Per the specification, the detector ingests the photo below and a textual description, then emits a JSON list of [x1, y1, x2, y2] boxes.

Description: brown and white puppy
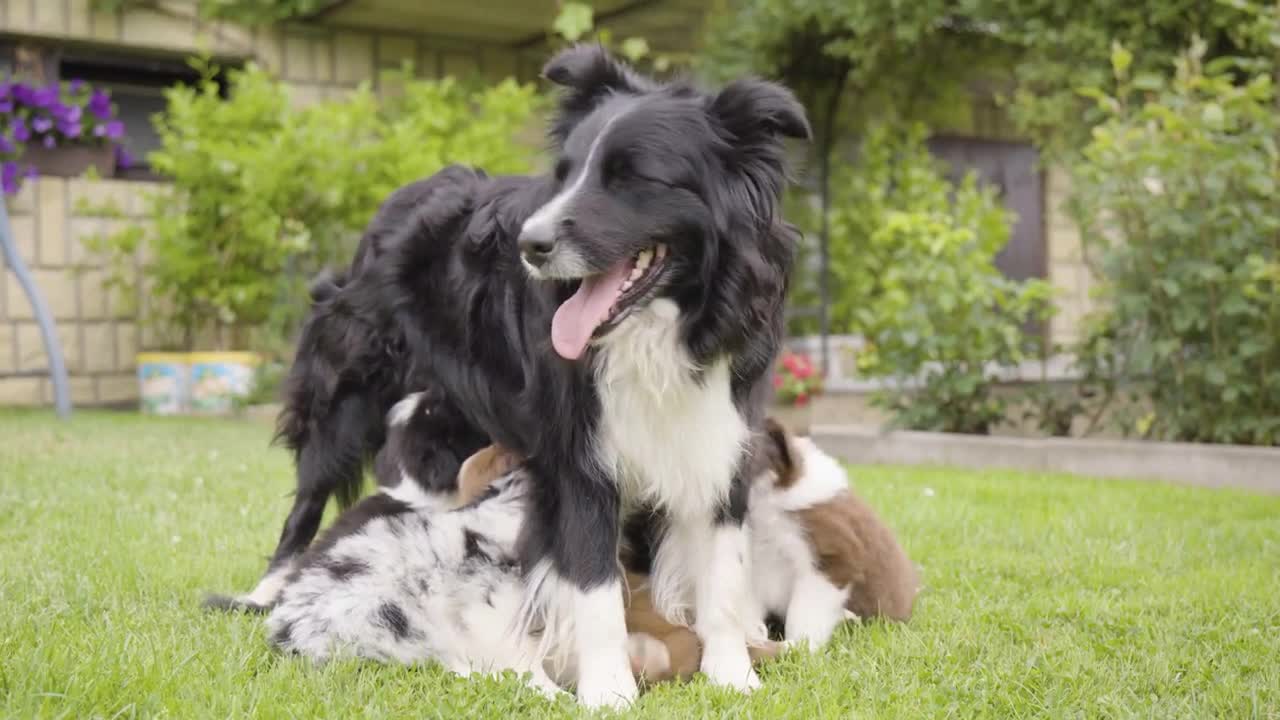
[[456, 446, 782, 685], [748, 419, 920, 648]]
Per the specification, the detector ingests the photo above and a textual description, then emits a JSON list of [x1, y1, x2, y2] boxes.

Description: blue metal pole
[[0, 197, 71, 418]]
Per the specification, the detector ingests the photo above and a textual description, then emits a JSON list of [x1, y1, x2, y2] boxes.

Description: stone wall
[[1044, 166, 1094, 346], [1, 0, 532, 407], [0, 0, 536, 92], [1, 177, 150, 406], [0, 1, 1097, 408]]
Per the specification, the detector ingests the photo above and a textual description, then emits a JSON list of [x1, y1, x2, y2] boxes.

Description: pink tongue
[[551, 262, 632, 360]]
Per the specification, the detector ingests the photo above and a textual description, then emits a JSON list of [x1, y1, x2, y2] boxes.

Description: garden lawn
[[1, 410, 1278, 719]]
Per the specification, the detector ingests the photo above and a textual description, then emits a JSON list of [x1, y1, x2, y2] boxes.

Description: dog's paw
[[575, 659, 638, 709], [700, 641, 761, 692]]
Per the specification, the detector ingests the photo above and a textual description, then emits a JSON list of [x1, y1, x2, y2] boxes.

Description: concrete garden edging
[[810, 425, 1280, 494]]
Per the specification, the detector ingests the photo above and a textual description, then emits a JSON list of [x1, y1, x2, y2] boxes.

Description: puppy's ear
[[709, 77, 811, 143], [543, 44, 652, 142], [762, 417, 801, 486], [457, 445, 523, 505]]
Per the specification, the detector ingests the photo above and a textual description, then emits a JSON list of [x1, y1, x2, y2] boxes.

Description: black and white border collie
[[215, 45, 809, 707]]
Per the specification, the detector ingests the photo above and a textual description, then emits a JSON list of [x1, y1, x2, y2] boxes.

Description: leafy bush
[[90, 62, 541, 352], [831, 127, 1051, 434], [1067, 41, 1280, 445]]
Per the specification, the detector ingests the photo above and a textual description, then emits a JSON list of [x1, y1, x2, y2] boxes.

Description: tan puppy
[[749, 419, 919, 646]]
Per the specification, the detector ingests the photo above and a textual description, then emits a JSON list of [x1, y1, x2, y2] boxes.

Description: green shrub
[[823, 126, 1051, 434], [90, 62, 542, 353], [1067, 40, 1280, 445]]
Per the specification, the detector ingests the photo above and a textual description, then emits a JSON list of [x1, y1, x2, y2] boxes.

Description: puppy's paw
[[626, 632, 672, 681], [700, 641, 761, 692], [576, 656, 638, 709]]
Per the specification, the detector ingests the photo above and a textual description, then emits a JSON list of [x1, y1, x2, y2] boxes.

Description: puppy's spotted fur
[[265, 418, 561, 695]]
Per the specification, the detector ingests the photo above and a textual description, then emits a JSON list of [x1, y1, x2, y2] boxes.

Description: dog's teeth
[[621, 280, 633, 291], [636, 249, 653, 270], [629, 266, 644, 281]]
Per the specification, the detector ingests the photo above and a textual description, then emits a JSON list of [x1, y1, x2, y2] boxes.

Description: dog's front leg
[[524, 465, 636, 708], [673, 474, 763, 691]]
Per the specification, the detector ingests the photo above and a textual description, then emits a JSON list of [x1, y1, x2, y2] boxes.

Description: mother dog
[[226, 46, 808, 706]]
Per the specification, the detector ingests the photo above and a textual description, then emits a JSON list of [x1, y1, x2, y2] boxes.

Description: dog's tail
[[200, 593, 272, 614]]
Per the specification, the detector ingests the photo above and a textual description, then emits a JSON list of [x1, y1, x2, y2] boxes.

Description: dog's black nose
[[518, 233, 555, 267]]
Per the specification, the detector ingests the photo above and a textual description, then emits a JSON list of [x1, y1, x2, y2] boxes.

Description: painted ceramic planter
[[135, 351, 261, 415], [136, 352, 188, 415], [187, 352, 261, 415]]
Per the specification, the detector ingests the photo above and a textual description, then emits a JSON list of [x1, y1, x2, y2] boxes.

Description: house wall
[[0, 1, 1097, 409], [0, 0, 531, 407], [1044, 166, 1094, 346]]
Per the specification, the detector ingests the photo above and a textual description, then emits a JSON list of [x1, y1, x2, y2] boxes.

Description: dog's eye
[[603, 153, 631, 185], [554, 158, 572, 184]]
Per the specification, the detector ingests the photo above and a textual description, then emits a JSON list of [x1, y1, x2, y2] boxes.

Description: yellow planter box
[[136, 352, 262, 415]]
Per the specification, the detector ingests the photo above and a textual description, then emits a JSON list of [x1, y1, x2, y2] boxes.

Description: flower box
[[19, 143, 115, 178]]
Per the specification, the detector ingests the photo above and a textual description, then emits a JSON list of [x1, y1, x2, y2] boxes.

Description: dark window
[[928, 135, 1046, 338], [927, 136, 1046, 282]]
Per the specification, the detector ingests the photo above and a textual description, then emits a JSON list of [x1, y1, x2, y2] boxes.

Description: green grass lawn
[[1, 410, 1277, 719]]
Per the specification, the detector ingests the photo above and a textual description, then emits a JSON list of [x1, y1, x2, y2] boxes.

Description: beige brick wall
[[1044, 166, 1094, 346], [0, 0, 531, 409], [3, 178, 159, 407], [0, 0, 532, 89]]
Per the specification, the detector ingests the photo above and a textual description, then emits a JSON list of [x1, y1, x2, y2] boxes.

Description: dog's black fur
[[219, 47, 808, 664]]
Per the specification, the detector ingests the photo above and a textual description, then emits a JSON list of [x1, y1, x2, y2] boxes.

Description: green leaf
[[1110, 42, 1133, 77], [1202, 103, 1225, 126], [552, 2, 594, 42], [620, 37, 650, 62]]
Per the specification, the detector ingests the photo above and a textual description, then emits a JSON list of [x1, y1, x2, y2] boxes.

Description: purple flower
[[0, 99, 11, 113], [31, 87, 58, 108], [42, 135, 56, 149], [11, 83, 34, 106], [0, 135, 10, 154], [115, 145, 133, 169], [59, 121, 82, 138], [104, 120, 124, 139], [0, 82, 10, 100], [31, 116, 52, 134], [68, 79, 85, 93], [10, 119, 29, 143], [88, 90, 112, 119], [93, 123, 107, 138], [1, 161, 18, 194], [51, 102, 81, 123]]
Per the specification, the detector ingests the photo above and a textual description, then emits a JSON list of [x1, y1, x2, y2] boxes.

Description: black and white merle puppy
[[265, 395, 562, 694], [216, 46, 809, 707]]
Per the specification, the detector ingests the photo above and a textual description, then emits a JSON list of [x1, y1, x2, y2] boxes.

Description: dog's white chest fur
[[594, 299, 747, 519]]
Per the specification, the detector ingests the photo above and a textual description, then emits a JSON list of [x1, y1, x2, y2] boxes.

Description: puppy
[[749, 419, 920, 648], [265, 446, 562, 695], [265, 439, 770, 696], [455, 447, 782, 685]]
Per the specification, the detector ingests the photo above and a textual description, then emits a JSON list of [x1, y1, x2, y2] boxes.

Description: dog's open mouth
[[551, 244, 668, 360]]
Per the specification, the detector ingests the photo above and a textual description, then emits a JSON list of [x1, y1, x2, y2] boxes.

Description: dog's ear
[[709, 78, 811, 143], [761, 417, 803, 487], [544, 44, 652, 143]]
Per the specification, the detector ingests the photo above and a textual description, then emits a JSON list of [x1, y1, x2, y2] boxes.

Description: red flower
[[780, 354, 800, 374], [795, 354, 813, 374], [794, 392, 809, 406], [772, 374, 784, 389]]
